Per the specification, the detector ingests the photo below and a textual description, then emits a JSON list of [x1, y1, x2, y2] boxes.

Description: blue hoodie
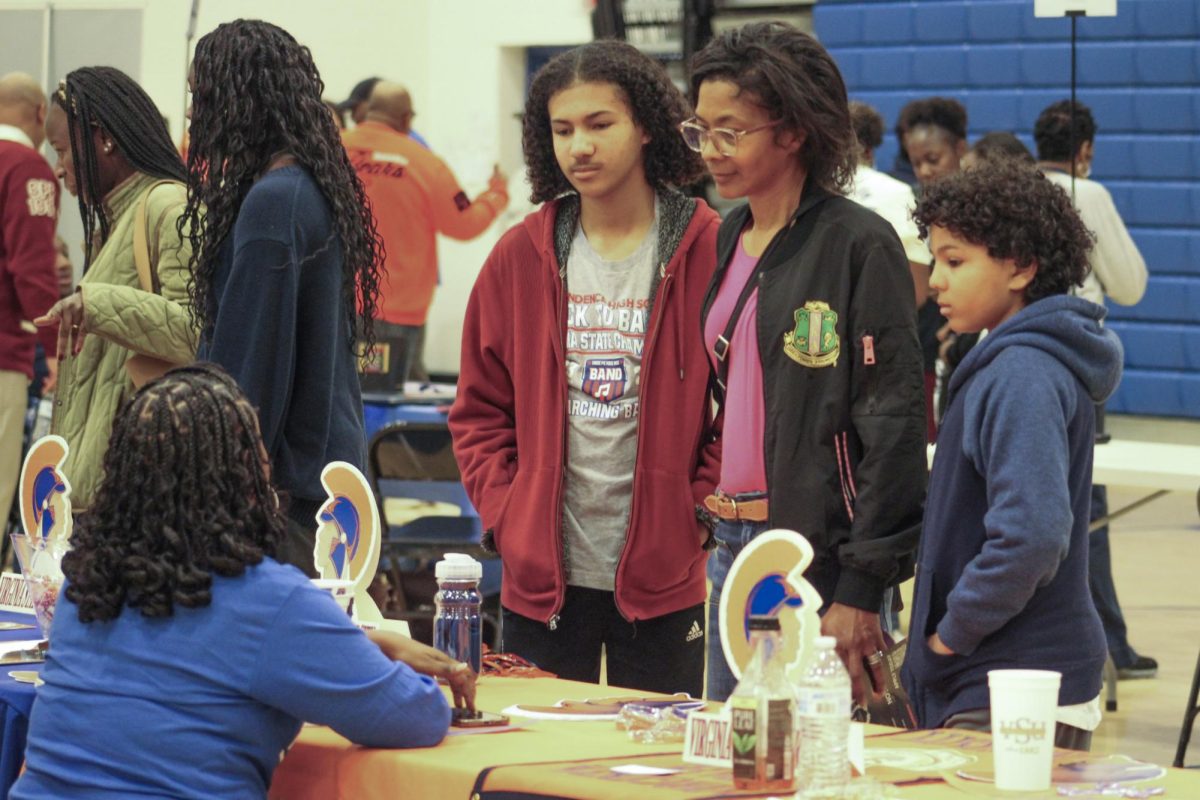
[[902, 295, 1123, 728]]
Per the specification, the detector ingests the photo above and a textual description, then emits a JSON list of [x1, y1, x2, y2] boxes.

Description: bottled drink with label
[[796, 634, 851, 797], [728, 615, 795, 792]]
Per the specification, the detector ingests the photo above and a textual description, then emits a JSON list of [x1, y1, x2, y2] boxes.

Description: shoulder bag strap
[[133, 180, 179, 295]]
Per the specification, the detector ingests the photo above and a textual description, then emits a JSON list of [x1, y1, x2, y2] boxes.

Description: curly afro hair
[[1034, 100, 1097, 162], [849, 100, 885, 153], [896, 96, 968, 142], [523, 40, 702, 204], [63, 363, 286, 623], [689, 21, 856, 194], [914, 160, 1093, 303]]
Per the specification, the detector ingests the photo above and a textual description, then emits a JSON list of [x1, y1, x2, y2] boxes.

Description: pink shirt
[[704, 233, 767, 495]]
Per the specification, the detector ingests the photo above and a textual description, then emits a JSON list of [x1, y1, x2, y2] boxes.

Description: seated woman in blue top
[[12, 364, 473, 800]]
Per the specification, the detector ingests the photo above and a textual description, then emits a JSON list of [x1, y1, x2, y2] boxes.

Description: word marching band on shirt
[[566, 291, 649, 420]]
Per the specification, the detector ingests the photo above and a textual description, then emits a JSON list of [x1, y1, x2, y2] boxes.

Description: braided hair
[[52, 66, 186, 272], [64, 363, 286, 623], [180, 19, 382, 348]]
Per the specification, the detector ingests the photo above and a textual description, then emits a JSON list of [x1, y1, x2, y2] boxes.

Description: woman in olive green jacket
[[36, 67, 196, 508]]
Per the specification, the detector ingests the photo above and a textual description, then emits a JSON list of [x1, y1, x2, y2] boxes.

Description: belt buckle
[[728, 496, 739, 519]]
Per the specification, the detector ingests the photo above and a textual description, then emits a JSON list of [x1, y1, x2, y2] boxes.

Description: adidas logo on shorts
[[685, 620, 703, 643]]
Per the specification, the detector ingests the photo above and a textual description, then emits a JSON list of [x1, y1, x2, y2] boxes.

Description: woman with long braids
[[34, 66, 196, 508], [181, 20, 383, 572], [11, 364, 468, 800]]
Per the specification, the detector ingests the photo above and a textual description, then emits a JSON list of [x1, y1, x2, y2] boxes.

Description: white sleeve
[[1080, 183, 1148, 306]]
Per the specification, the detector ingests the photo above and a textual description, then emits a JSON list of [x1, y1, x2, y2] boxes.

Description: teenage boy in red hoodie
[[449, 41, 720, 697]]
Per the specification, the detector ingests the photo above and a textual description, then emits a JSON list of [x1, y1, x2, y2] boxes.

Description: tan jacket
[[51, 173, 197, 507]]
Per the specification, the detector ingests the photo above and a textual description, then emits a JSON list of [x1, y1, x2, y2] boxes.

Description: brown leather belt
[[704, 493, 769, 522]]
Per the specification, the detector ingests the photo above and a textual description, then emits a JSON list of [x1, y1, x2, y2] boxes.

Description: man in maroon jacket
[[449, 43, 720, 697], [0, 72, 59, 528]]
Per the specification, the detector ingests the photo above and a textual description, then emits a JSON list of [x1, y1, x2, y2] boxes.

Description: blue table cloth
[[0, 609, 42, 797], [362, 397, 450, 441]]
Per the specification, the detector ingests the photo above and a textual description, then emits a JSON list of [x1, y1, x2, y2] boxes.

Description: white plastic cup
[[987, 669, 1062, 792], [311, 578, 356, 616]]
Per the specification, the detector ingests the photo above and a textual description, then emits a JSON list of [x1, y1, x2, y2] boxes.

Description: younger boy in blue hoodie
[[901, 160, 1123, 751]]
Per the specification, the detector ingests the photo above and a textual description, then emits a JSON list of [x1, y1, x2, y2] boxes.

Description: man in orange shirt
[[343, 82, 508, 390]]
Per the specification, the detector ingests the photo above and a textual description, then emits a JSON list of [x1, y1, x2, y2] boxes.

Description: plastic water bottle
[[433, 553, 482, 674], [796, 635, 851, 797], [728, 616, 795, 792]]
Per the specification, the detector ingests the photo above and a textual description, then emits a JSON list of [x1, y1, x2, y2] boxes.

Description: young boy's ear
[[1009, 260, 1038, 293]]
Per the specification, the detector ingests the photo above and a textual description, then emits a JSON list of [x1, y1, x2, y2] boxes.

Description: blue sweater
[[198, 165, 366, 506], [901, 296, 1123, 728], [12, 559, 450, 799]]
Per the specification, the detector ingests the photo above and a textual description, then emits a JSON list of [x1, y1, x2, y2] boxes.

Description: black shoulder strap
[[711, 197, 828, 409]]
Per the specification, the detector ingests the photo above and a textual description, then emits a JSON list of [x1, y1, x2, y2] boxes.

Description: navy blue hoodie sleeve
[[937, 349, 1077, 656]]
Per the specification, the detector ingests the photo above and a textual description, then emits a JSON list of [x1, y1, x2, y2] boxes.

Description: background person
[[36, 66, 196, 510], [450, 40, 720, 697], [1034, 99, 1154, 680], [0, 72, 59, 530], [11, 364, 467, 800], [182, 20, 383, 574], [342, 81, 508, 390], [689, 22, 925, 702], [847, 101, 930, 309]]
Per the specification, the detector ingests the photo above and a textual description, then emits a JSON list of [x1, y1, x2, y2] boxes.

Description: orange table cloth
[[269, 677, 1200, 799]]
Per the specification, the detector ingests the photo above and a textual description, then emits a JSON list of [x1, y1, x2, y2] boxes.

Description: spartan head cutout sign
[[19, 436, 74, 549], [313, 462, 382, 624], [718, 528, 824, 686]]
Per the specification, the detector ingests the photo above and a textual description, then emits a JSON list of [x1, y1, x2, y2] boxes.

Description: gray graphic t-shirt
[[563, 208, 659, 591]]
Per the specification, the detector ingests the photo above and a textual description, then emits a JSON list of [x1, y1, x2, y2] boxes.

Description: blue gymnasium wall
[[814, 0, 1200, 418]]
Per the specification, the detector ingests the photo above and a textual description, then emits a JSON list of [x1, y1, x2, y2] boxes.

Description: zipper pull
[[863, 334, 876, 365], [548, 614, 560, 631]]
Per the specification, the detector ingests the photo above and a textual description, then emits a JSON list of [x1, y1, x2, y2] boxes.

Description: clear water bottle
[[796, 635, 851, 797], [433, 553, 482, 674], [728, 616, 795, 792]]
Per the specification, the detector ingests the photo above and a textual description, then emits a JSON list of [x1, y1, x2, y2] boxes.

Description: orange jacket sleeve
[[427, 156, 508, 241]]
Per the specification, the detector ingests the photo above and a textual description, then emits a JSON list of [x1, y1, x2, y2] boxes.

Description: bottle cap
[[814, 635, 837, 649], [747, 615, 781, 632], [435, 552, 482, 581]]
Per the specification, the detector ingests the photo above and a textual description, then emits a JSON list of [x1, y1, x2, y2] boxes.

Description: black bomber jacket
[[701, 184, 927, 611]]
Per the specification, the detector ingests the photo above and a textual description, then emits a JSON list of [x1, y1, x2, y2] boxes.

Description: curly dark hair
[[180, 19, 383, 347], [913, 160, 1093, 303], [52, 67, 187, 272], [689, 21, 856, 194], [896, 96, 968, 142], [849, 101, 884, 154], [968, 131, 1034, 165], [63, 363, 285, 623], [1033, 100, 1096, 162], [523, 40, 702, 204]]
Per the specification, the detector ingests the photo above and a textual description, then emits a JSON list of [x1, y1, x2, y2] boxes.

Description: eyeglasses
[[678, 118, 780, 157]]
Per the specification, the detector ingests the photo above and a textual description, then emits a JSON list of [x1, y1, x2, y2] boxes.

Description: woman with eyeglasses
[[686, 22, 926, 702], [449, 40, 721, 697]]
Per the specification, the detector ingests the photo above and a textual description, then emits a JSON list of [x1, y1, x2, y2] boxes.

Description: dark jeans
[[277, 499, 319, 578], [502, 586, 705, 697], [944, 707, 1093, 752], [1088, 404, 1138, 668]]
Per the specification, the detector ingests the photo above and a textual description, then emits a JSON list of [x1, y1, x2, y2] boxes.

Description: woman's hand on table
[[365, 630, 477, 713]]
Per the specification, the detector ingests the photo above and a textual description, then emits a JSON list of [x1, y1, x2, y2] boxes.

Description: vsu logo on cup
[[718, 529, 824, 684], [998, 717, 1048, 748]]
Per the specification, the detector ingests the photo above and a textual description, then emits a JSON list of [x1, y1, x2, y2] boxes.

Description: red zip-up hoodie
[[449, 192, 721, 625]]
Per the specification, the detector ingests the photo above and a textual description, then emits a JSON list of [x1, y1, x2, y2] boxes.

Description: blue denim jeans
[[706, 517, 770, 701]]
